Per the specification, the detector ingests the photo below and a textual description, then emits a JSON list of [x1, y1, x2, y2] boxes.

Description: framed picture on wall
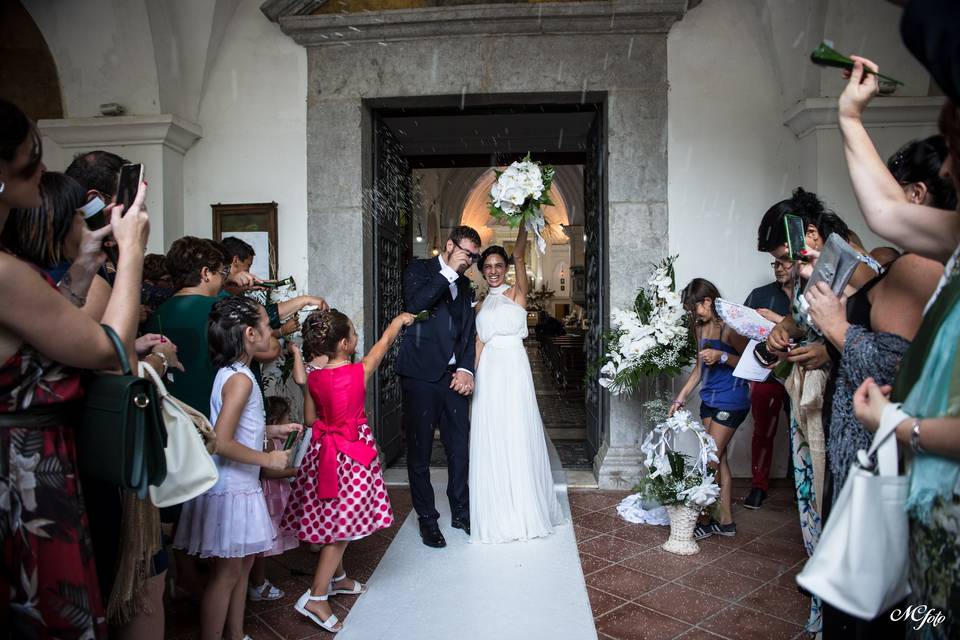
[[212, 202, 278, 280]]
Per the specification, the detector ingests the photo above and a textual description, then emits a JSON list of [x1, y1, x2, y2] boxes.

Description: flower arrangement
[[597, 256, 696, 394], [488, 153, 555, 254], [636, 408, 720, 509]]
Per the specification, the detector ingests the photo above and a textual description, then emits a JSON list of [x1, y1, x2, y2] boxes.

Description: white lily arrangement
[[637, 409, 720, 508], [488, 153, 555, 254], [596, 256, 696, 395]]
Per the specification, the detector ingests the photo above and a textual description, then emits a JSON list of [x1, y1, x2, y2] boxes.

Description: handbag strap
[[858, 403, 904, 477], [138, 360, 169, 397], [100, 324, 132, 376]]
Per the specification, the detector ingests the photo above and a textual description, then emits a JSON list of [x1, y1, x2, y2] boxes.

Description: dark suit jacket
[[395, 257, 477, 382]]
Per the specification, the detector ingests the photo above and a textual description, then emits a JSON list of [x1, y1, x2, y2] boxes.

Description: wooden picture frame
[[212, 202, 278, 280]]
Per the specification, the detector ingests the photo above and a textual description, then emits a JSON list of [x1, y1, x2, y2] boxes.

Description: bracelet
[[910, 419, 925, 454], [150, 350, 169, 375], [57, 281, 87, 307]]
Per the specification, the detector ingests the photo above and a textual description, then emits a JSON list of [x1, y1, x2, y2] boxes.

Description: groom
[[396, 225, 481, 548]]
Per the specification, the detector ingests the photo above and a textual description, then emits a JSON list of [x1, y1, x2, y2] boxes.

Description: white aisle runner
[[338, 444, 597, 640]]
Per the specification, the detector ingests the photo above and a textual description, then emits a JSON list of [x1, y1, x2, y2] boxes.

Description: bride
[[469, 224, 565, 543]]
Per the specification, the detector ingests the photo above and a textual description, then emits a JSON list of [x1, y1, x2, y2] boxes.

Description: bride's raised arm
[[512, 224, 529, 307]]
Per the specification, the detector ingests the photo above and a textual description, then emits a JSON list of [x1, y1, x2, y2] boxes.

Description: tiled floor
[[571, 485, 813, 640], [164, 487, 413, 640], [166, 484, 811, 639]]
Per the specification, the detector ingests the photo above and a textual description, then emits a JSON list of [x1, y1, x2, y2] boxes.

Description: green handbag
[[78, 324, 167, 498]]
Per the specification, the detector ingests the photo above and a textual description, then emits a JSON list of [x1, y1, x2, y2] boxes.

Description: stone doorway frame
[[269, 1, 693, 488]]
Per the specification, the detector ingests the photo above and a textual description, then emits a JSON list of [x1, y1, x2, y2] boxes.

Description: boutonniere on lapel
[[469, 280, 479, 307]]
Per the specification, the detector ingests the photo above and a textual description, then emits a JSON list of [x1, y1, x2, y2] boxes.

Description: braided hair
[[207, 296, 264, 367], [302, 309, 352, 359]]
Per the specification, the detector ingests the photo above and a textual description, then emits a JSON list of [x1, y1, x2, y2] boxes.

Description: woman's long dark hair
[[1, 172, 86, 267], [680, 278, 721, 345], [207, 296, 264, 368], [757, 187, 849, 252], [888, 135, 958, 211]]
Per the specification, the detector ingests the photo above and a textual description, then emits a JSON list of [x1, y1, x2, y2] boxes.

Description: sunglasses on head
[[15, 128, 43, 180]]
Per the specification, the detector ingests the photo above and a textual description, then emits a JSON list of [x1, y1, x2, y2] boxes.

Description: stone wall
[[281, 1, 690, 487]]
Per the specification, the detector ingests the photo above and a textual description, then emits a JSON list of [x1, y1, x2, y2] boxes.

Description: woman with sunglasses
[[0, 98, 149, 639]]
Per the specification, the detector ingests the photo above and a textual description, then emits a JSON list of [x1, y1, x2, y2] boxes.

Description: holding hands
[[451, 370, 474, 396]]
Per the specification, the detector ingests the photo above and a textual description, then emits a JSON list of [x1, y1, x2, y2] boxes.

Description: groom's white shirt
[[437, 255, 474, 377]]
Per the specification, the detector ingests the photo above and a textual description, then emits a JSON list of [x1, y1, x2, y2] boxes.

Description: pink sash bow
[[312, 419, 377, 500]]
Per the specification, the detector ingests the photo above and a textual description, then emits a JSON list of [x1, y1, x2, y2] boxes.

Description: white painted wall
[[668, 0, 798, 480], [182, 0, 309, 291]]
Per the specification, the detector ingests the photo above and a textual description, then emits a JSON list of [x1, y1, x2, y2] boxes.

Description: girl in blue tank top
[[671, 279, 750, 540]]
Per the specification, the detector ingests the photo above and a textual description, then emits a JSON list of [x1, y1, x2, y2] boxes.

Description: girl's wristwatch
[[720, 352, 729, 365]]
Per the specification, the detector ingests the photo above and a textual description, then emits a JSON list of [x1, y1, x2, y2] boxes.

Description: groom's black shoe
[[451, 515, 470, 536], [419, 519, 446, 548]]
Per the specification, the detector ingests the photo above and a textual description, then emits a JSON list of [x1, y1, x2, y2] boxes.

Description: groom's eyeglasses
[[452, 239, 481, 263]]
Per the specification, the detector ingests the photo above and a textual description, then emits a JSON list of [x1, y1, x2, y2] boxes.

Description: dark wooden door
[[583, 111, 606, 462], [371, 118, 412, 463]]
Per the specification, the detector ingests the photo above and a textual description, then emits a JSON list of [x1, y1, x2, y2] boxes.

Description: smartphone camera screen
[[784, 214, 806, 261]]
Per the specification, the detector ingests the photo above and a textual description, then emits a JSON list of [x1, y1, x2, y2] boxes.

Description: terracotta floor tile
[[609, 523, 669, 549], [258, 606, 334, 640], [578, 534, 647, 563], [774, 561, 805, 590], [241, 616, 282, 639], [580, 552, 614, 576], [700, 604, 802, 640], [574, 511, 627, 533], [585, 565, 667, 600], [587, 586, 629, 617], [765, 522, 804, 545], [574, 523, 602, 542], [677, 566, 765, 602], [595, 603, 691, 640], [687, 539, 735, 564], [633, 583, 728, 625], [675, 628, 731, 639], [708, 549, 792, 582], [621, 547, 706, 581], [737, 583, 811, 627], [568, 489, 629, 513], [738, 537, 808, 565]]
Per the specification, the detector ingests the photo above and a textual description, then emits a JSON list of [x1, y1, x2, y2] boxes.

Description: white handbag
[[796, 403, 910, 619], [139, 362, 219, 508]]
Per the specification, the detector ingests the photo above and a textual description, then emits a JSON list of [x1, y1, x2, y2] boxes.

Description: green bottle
[[810, 42, 903, 86], [260, 275, 296, 289]]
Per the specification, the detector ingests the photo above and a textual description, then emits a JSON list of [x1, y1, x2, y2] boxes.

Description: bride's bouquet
[[488, 153, 555, 254], [637, 408, 719, 509], [597, 256, 696, 395]]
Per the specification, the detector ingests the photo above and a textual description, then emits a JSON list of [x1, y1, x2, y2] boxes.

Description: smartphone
[[115, 163, 144, 214], [283, 429, 301, 450], [784, 214, 806, 261]]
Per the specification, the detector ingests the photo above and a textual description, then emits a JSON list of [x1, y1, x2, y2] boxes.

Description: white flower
[[680, 479, 720, 507]]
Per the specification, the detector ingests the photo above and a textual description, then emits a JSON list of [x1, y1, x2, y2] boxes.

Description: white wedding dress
[[469, 284, 565, 543]]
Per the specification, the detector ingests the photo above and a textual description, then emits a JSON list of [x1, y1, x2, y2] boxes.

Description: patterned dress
[[281, 363, 393, 544], [0, 271, 106, 638]]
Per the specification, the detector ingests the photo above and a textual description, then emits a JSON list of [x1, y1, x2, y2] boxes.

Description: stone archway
[[271, 1, 692, 488]]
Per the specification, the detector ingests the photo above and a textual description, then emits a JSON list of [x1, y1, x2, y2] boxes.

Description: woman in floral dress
[[0, 99, 150, 638]]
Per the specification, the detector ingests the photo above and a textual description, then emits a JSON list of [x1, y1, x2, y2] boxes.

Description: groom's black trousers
[[400, 370, 470, 522]]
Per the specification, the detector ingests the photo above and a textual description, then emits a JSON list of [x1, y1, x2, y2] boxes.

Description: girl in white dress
[[470, 225, 566, 543], [174, 297, 291, 640]]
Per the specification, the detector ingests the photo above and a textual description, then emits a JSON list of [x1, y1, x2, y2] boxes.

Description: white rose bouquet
[[488, 153, 555, 254], [636, 408, 720, 509], [596, 256, 696, 395]]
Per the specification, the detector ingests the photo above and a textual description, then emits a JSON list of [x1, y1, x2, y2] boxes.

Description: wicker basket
[[662, 505, 701, 555]]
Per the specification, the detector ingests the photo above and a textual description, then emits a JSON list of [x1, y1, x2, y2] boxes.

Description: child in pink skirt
[[281, 308, 414, 633], [247, 396, 301, 602]]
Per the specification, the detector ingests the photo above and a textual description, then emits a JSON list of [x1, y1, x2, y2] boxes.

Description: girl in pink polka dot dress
[[282, 308, 415, 633]]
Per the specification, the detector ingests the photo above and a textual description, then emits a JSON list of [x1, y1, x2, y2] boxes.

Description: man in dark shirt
[[741, 258, 793, 509]]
